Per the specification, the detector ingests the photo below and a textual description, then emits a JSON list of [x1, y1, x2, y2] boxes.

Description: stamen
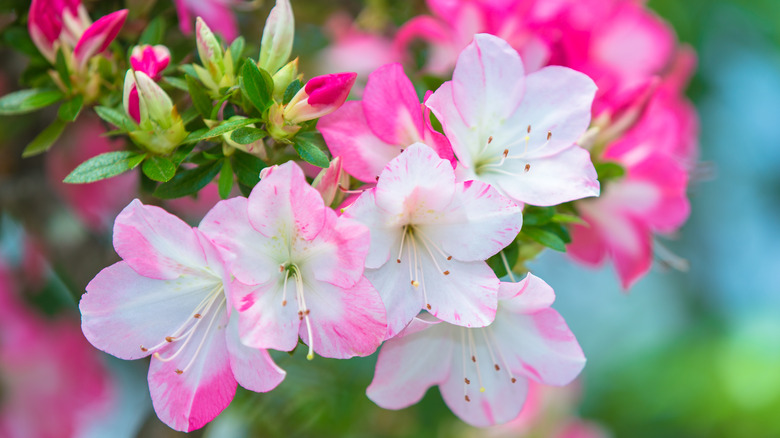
[[527, 125, 531, 134], [487, 326, 517, 383], [281, 269, 290, 306], [179, 298, 226, 374], [488, 136, 493, 144], [337, 184, 365, 195], [414, 229, 450, 276], [467, 330, 486, 393], [461, 330, 469, 401], [480, 330, 501, 373], [194, 314, 202, 319], [547, 131, 552, 140], [500, 250, 516, 282], [524, 164, 531, 172], [293, 270, 315, 361], [140, 346, 148, 352], [396, 225, 408, 264]]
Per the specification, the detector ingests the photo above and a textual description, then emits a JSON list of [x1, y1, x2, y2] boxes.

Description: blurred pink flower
[[45, 115, 137, 232], [0, 261, 113, 438], [130, 44, 171, 81], [174, 0, 239, 41]]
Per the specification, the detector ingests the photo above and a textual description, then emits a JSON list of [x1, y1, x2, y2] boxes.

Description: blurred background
[[1, 0, 779, 437]]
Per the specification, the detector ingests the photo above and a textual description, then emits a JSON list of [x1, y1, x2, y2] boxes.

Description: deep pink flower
[[344, 143, 522, 338], [80, 200, 286, 432], [319, 63, 454, 183], [426, 34, 599, 206], [283, 72, 357, 124], [199, 162, 387, 359], [130, 44, 171, 81], [174, 0, 239, 41], [367, 274, 585, 427]]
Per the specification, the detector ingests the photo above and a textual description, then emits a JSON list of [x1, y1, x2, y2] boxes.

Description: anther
[[447, 256, 452, 261], [194, 313, 202, 319], [175, 369, 183, 375], [396, 258, 401, 263], [375, 176, 380, 181], [488, 136, 493, 144], [524, 164, 531, 172], [511, 378, 517, 383], [527, 125, 531, 133], [471, 355, 476, 363], [426, 304, 432, 310], [547, 131, 552, 140], [305, 309, 310, 315], [279, 264, 285, 272], [165, 336, 174, 343], [494, 364, 500, 371], [140, 346, 148, 352], [443, 270, 450, 275], [503, 149, 509, 158], [465, 395, 471, 402], [465, 378, 470, 384], [282, 300, 287, 306], [411, 280, 419, 287]]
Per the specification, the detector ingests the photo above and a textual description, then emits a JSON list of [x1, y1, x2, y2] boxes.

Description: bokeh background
[[1, 0, 779, 437]]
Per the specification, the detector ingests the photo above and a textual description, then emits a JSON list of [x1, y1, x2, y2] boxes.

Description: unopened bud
[[259, 0, 294, 74], [312, 156, 343, 206], [272, 58, 300, 101], [73, 9, 128, 70], [130, 44, 171, 81], [123, 70, 187, 154], [283, 72, 356, 124]]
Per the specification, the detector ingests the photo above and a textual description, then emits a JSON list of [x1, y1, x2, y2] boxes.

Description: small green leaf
[[22, 119, 68, 157], [57, 95, 83, 122], [240, 61, 274, 113], [142, 156, 177, 182], [233, 150, 266, 187], [521, 227, 567, 252], [164, 76, 189, 91], [218, 159, 234, 199], [282, 79, 302, 105], [183, 118, 262, 143], [0, 88, 64, 115], [228, 37, 245, 69], [551, 213, 588, 226], [3, 27, 39, 57], [154, 161, 222, 199], [187, 75, 213, 118], [171, 143, 195, 167], [54, 49, 71, 91], [522, 206, 555, 227], [293, 134, 330, 168], [595, 161, 626, 182], [139, 16, 166, 45], [94, 105, 135, 130], [230, 127, 266, 145], [63, 151, 145, 183]]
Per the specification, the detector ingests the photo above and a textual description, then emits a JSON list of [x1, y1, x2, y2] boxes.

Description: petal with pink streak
[[342, 189, 401, 270], [567, 221, 608, 267], [247, 161, 327, 241], [225, 313, 286, 393], [363, 256, 427, 339], [374, 143, 457, 216], [451, 34, 526, 128], [497, 274, 555, 313], [80, 262, 221, 360], [113, 199, 206, 281], [426, 81, 478, 168], [200, 197, 280, 286], [417, 180, 523, 262], [367, 319, 454, 409], [73, 10, 128, 68], [609, 216, 653, 290], [305, 210, 370, 289], [299, 276, 387, 359], [319, 101, 404, 183], [363, 63, 425, 146], [439, 327, 530, 427], [495, 145, 599, 206], [229, 279, 300, 352], [147, 307, 236, 432]]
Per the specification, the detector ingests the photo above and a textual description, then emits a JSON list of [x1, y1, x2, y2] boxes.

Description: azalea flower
[[426, 33, 599, 206], [344, 143, 523, 338], [199, 161, 387, 359], [80, 200, 286, 432], [319, 62, 453, 183], [367, 274, 585, 427]]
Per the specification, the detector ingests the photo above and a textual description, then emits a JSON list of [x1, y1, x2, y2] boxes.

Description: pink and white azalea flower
[[199, 161, 387, 359], [319, 63, 453, 183], [426, 34, 600, 206], [367, 274, 585, 427], [80, 200, 286, 432], [130, 44, 171, 81], [344, 143, 523, 338]]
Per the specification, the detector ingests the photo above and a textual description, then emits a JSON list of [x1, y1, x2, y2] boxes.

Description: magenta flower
[[344, 143, 523, 338], [80, 200, 286, 432], [174, 0, 239, 41], [130, 44, 171, 81], [319, 63, 453, 183], [283, 72, 358, 124], [426, 34, 599, 206], [367, 274, 585, 427], [199, 162, 387, 359]]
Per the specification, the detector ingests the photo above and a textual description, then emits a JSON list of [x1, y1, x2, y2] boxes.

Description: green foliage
[[22, 119, 68, 157], [230, 127, 267, 145], [94, 105, 136, 131], [283, 79, 303, 104], [142, 156, 177, 182], [187, 75, 214, 119], [0, 88, 64, 115], [232, 150, 266, 188], [153, 160, 222, 199], [183, 118, 262, 143], [293, 132, 330, 168], [218, 159, 234, 198], [240, 61, 275, 113], [63, 151, 146, 183], [54, 49, 71, 91], [139, 16, 167, 46], [57, 96, 84, 122], [595, 161, 626, 183]]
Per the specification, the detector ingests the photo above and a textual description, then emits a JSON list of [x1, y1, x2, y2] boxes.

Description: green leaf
[[240, 61, 274, 113], [142, 156, 177, 182], [218, 159, 234, 199], [154, 161, 222, 199], [233, 150, 266, 187], [164, 76, 189, 91], [487, 243, 520, 279], [521, 227, 567, 252], [54, 49, 71, 91], [293, 134, 330, 168], [171, 143, 195, 167], [0, 88, 64, 115], [180, 64, 198, 79], [187, 75, 213, 118], [522, 206, 555, 227], [139, 16, 166, 45], [551, 213, 588, 226], [3, 27, 39, 57], [595, 161, 626, 182], [63, 151, 145, 183], [228, 37, 245, 69], [183, 118, 262, 143], [22, 119, 68, 157], [57, 95, 83, 122], [94, 105, 135, 130], [230, 127, 266, 145], [283, 79, 302, 105]]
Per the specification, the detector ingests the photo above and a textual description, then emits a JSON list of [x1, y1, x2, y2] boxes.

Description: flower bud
[[72, 9, 127, 70], [283, 72, 357, 124], [123, 70, 187, 155], [259, 0, 294, 74], [312, 156, 346, 206], [194, 17, 235, 96], [28, 0, 90, 62], [130, 44, 171, 81], [272, 58, 300, 101]]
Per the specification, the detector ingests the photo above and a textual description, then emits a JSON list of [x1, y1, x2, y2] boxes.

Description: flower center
[[474, 125, 552, 177], [396, 225, 453, 311], [459, 326, 517, 403], [145, 280, 226, 375]]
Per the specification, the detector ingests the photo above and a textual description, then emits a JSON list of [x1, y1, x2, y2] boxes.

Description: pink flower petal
[[362, 63, 425, 146], [225, 313, 286, 393], [229, 279, 301, 352], [305, 209, 370, 289], [73, 9, 128, 69], [342, 189, 400, 269]]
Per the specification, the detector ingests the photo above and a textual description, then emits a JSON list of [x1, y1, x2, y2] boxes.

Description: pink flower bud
[[130, 45, 171, 81], [28, 0, 90, 62], [73, 9, 128, 70], [312, 156, 345, 206], [259, 0, 294, 74], [283, 72, 357, 124]]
